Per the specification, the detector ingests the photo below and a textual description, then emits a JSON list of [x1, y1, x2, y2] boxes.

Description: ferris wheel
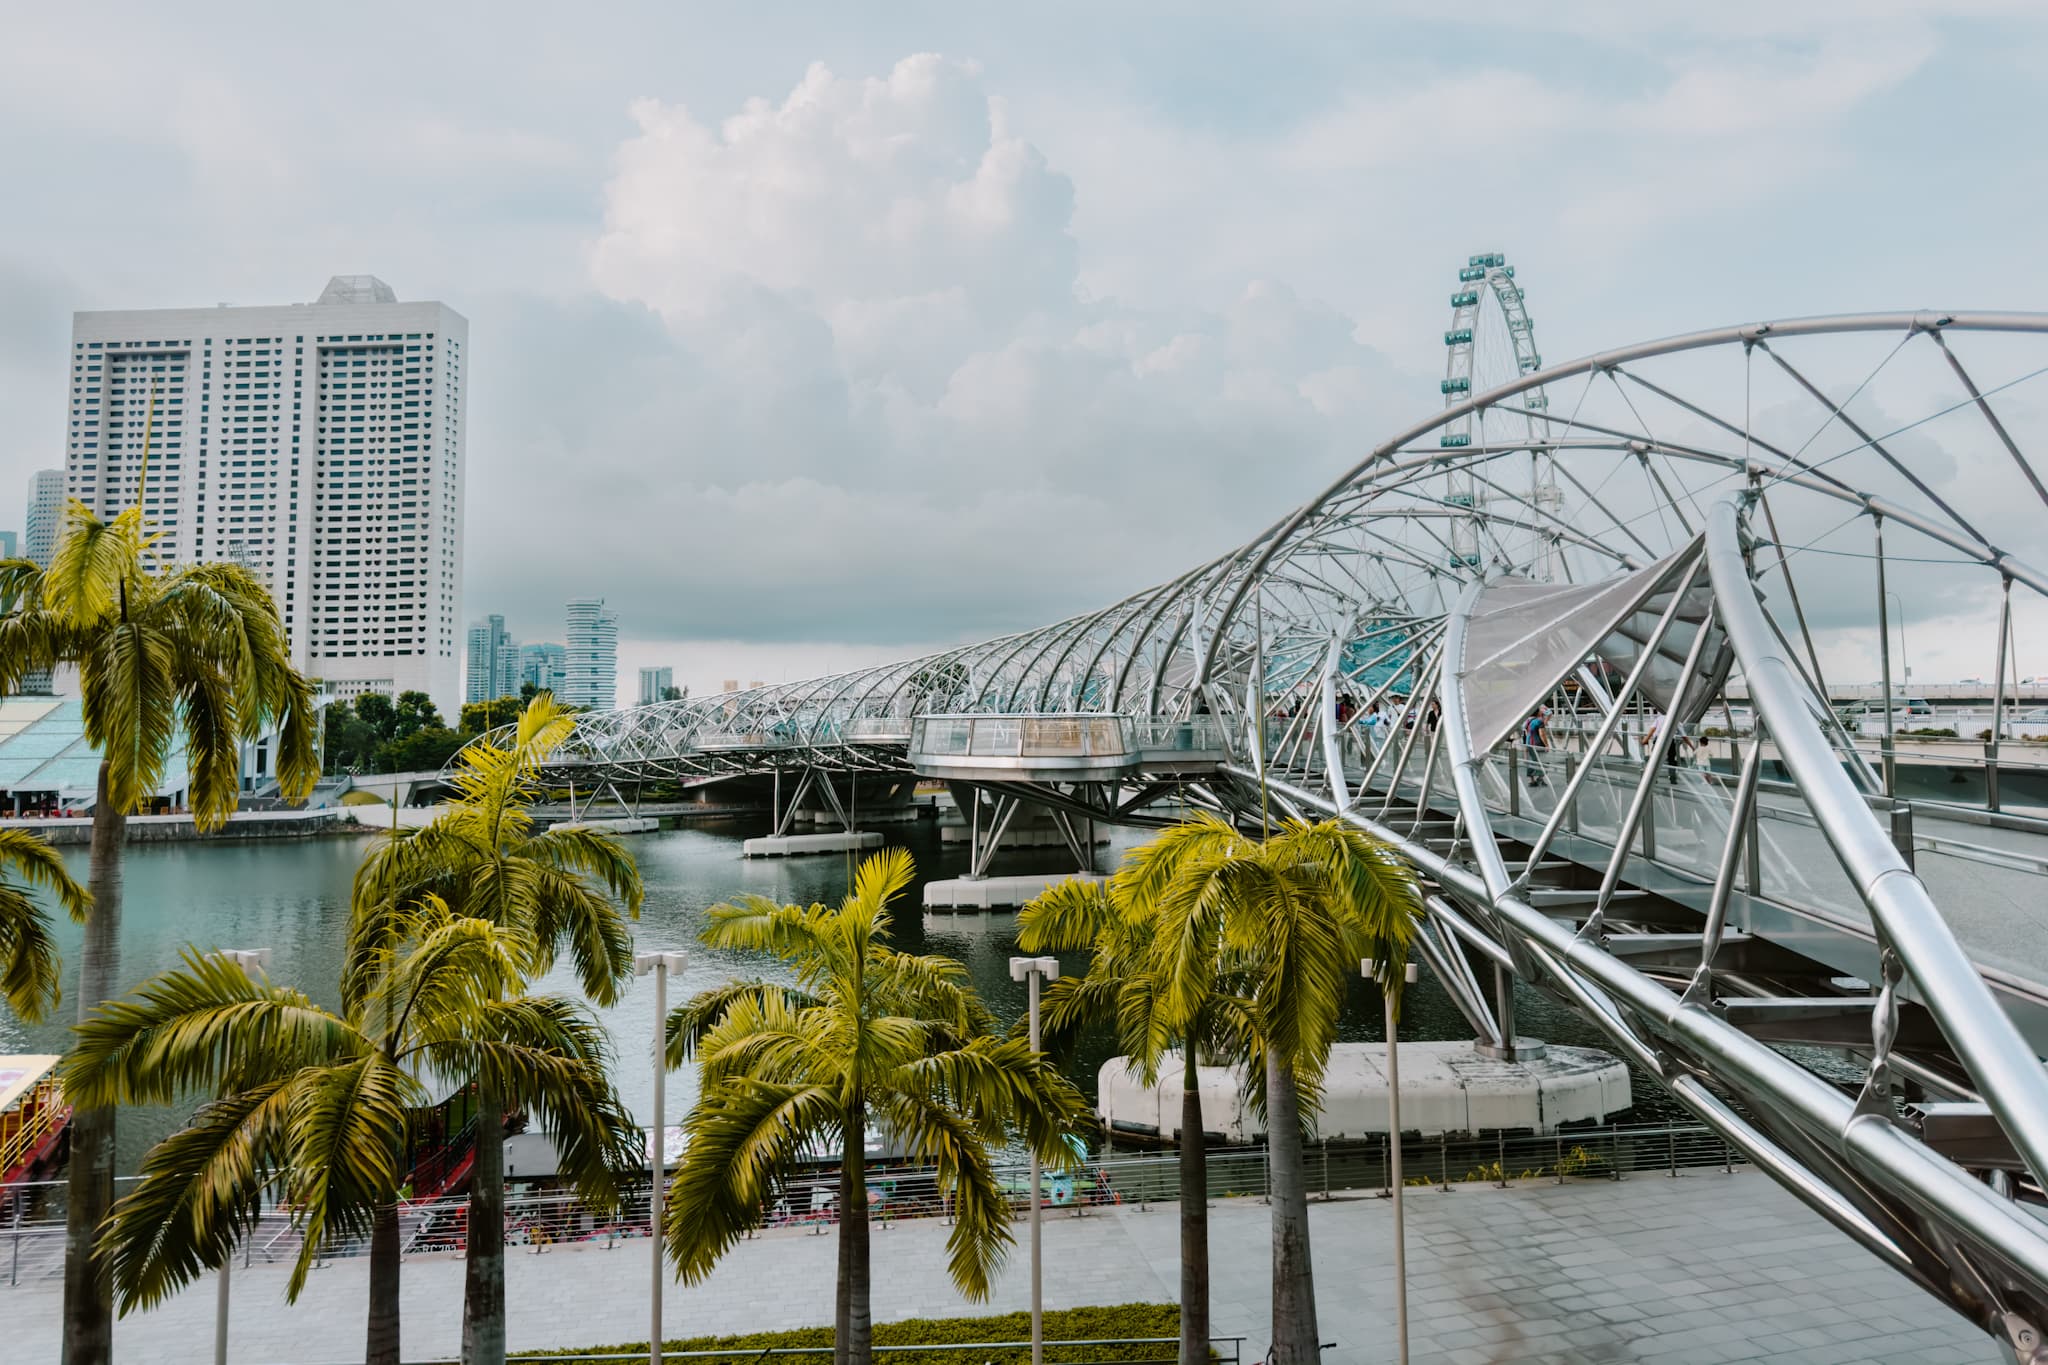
[[1436, 253, 1563, 577]]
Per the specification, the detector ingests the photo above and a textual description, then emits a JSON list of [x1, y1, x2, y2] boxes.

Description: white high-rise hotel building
[[64, 277, 467, 716]]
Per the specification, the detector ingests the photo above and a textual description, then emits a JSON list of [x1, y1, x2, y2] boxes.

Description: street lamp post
[[213, 948, 271, 1365], [1009, 955, 1060, 1365], [1364, 957, 1418, 1365], [633, 950, 690, 1365]]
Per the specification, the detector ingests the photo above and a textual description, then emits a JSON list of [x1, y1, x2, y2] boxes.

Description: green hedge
[[525, 1302, 1194, 1363]]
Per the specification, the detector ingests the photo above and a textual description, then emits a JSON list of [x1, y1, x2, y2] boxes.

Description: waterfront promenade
[[5, 1168, 1997, 1363]]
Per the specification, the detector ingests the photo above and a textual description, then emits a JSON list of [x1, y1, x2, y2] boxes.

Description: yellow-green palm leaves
[[0, 828, 89, 1021], [347, 693, 639, 1009], [0, 501, 317, 822], [62, 900, 639, 1311], [1139, 813, 1419, 1096], [666, 847, 1084, 1302]]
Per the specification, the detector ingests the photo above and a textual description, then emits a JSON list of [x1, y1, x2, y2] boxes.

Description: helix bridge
[[473, 265, 2048, 1358]]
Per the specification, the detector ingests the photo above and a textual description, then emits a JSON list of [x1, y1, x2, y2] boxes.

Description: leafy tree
[[321, 698, 381, 773], [64, 903, 637, 1365], [460, 694, 528, 736], [0, 498, 317, 1365], [350, 695, 642, 1365], [0, 828, 90, 1021], [666, 848, 1085, 1365], [659, 684, 686, 702], [355, 690, 398, 741], [1143, 815, 1419, 1365], [1018, 875, 1258, 1365], [393, 690, 443, 739], [376, 725, 467, 774]]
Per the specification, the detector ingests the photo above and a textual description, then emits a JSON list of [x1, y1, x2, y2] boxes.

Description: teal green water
[[0, 816, 1650, 1172]]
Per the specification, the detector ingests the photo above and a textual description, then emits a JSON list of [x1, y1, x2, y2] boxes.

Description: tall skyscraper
[[0, 532, 14, 560], [64, 277, 468, 716], [563, 599, 618, 709], [18, 470, 66, 695], [465, 614, 519, 703], [519, 642, 566, 695], [638, 666, 674, 706], [24, 469, 64, 567]]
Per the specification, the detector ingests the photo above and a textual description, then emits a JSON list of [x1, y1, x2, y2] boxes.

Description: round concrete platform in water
[[1098, 1040, 1631, 1141]]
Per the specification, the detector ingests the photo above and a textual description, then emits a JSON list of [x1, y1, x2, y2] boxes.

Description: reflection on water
[[0, 813, 1670, 1172]]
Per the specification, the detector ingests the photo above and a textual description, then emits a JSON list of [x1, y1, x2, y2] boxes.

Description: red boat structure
[[0, 1055, 69, 1186]]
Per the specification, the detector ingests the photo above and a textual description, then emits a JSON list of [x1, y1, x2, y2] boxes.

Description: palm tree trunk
[[461, 1091, 506, 1365], [835, 1098, 872, 1365], [367, 1199, 403, 1365], [1265, 1048, 1318, 1365], [62, 763, 123, 1365], [1178, 1048, 1210, 1365]]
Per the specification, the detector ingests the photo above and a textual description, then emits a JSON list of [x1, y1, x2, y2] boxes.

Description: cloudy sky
[[3, 1, 2045, 700]]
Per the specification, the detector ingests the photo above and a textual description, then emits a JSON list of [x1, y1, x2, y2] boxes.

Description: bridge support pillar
[[1469, 967, 1547, 1062]]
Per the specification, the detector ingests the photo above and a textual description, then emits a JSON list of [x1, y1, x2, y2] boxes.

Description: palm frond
[[869, 1088, 1014, 1300], [99, 1079, 295, 1312], [1016, 877, 1120, 954], [700, 894, 830, 961], [281, 1053, 417, 1298], [665, 979, 818, 1068], [79, 620, 178, 814], [43, 499, 136, 629], [411, 995, 641, 1213], [497, 859, 635, 1004], [666, 1079, 842, 1284], [0, 882, 61, 1022], [65, 951, 365, 1108], [0, 825, 90, 922]]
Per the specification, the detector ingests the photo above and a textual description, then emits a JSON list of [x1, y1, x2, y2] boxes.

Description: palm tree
[[61, 898, 639, 1365], [347, 694, 641, 1365], [1, 498, 318, 1365], [1144, 815, 1419, 1365], [0, 827, 90, 1022], [666, 847, 1085, 1365], [1017, 873, 1258, 1365]]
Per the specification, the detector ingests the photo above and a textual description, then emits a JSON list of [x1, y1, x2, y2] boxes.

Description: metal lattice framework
[[494, 308, 2048, 1355]]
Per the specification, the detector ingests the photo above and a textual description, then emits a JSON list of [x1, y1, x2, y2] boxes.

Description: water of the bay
[[0, 814, 1666, 1172]]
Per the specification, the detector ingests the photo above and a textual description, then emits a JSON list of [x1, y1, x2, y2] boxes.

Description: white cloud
[[514, 55, 1410, 647]]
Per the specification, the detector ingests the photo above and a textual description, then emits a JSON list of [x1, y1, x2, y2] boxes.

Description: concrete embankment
[[0, 808, 357, 845]]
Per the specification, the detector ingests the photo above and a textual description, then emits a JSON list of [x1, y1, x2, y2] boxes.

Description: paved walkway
[[4, 1168, 1999, 1363]]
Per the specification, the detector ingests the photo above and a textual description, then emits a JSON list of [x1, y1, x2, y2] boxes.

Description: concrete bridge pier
[[743, 768, 898, 858], [923, 782, 1109, 911]]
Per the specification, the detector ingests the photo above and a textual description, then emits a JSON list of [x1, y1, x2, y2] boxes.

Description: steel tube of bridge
[[1232, 765, 2048, 1299], [1515, 552, 1705, 881], [1875, 515, 1898, 796], [1705, 496, 2048, 1189], [1992, 576, 2012, 811]]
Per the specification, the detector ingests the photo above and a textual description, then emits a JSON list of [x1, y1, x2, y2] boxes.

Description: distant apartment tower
[[465, 614, 520, 703], [24, 469, 64, 566], [17, 470, 66, 694], [64, 276, 468, 716], [562, 599, 618, 709], [638, 666, 674, 706], [520, 642, 566, 696]]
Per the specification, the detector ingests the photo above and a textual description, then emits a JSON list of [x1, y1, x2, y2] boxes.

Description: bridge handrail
[[1706, 498, 2048, 1188]]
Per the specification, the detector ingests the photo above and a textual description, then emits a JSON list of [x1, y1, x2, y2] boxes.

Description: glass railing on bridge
[[906, 713, 1228, 781]]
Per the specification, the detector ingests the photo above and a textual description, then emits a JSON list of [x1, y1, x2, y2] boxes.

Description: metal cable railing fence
[[0, 1121, 1744, 1286]]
